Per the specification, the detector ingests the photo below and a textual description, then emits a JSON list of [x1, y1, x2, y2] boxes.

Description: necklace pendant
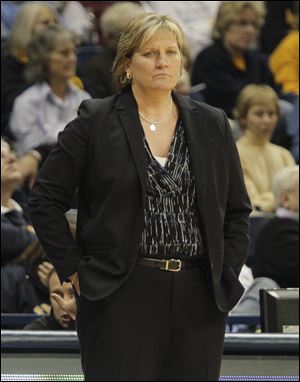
[[149, 123, 156, 132]]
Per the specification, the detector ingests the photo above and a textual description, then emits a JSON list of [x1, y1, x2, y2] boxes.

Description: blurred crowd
[[1, 1, 299, 331]]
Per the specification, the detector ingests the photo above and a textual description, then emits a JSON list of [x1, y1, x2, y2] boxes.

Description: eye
[[167, 50, 177, 54], [254, 111, 263, 117], [144, 51, 155, 57], [268, 112, 277, 117]]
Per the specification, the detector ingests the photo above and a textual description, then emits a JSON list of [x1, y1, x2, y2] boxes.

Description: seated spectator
[[269, 1, 299, 103], [82, 2, 143, 98], [1, 138, 36, 266], [1, 2, 57, 139], [252, 165, 299, 287], [191, 1, 277, 118], [10, 24, 90, 155], [235, 84, 295, 212], [24, 268, 76, 330]]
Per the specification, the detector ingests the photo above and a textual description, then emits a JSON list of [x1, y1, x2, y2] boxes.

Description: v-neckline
[[142, 118, 181, 169]]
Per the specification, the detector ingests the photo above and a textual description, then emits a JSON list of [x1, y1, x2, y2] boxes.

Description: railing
[[1, 330, 298, 355]]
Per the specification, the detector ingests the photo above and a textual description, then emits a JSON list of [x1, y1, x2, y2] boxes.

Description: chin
[[151, 83, 175, 91], [60, 321, 70, 329]]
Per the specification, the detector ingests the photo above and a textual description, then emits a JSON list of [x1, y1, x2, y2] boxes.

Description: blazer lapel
[[172, 93, 208, 233], [115, 90, 147, 202]]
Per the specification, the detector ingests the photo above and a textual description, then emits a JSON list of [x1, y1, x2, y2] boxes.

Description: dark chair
[[247, 212, 276, 268]]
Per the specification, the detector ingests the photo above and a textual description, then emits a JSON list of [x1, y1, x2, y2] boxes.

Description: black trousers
[[76, 262, 228, 381]]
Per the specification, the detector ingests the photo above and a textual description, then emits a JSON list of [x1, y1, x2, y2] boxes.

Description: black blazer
[[28, 89, 252, 312]]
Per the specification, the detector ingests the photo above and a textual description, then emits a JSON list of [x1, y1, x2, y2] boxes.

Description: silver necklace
[[139, 99, 173, 132]]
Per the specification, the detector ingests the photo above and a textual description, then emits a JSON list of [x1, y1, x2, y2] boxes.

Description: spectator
[[191, 1, 276, 118], [1, 138, 36, 266], [10, 24, 90, 155], [234, 84, 295, 212], [252, 166, 299, 287], [1, 2, 57, 139], [269, 1, 299, 103], [82, 2, 143, 98], [24, 268, 76, 330]]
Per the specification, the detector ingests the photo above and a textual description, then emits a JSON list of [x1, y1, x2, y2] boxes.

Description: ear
[[124, 57, 132, 72], [279, 191, 290, 209], [240, 117, 247, 129]]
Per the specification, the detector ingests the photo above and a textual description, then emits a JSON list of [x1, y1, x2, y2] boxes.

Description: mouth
[[61, 317, 71, 326], [153, 73, 171, 78]]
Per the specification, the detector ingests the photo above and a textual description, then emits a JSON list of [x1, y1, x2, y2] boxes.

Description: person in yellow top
[[269, 2, 299, 98], [234, 84, 295, 212]]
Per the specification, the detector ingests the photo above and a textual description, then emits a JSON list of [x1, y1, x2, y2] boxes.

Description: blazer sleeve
[[28, 100, 93, 284], [222, 111, 252, 276]]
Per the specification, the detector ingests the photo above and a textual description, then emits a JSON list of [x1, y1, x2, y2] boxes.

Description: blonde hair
[[6, 3, 57, 57], [100, 2, 143, 48], [234, 84, 280, 129], [112, 13, 184, 92], [212, 1, 266, 40], [272, 166, 299, 207]]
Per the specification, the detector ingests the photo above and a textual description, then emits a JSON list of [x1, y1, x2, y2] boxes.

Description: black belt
[[137, 257, 207, 272]]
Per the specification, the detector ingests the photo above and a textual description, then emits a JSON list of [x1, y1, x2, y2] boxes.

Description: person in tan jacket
[[235, 84, 295, 212]]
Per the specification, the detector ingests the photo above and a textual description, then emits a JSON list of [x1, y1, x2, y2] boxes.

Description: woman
[[191, 1, 273, 118], [9, 25, 90, 155], [29, 14, 251, 381], [1, 2, 57, 138], [235, 84, 295, 212]]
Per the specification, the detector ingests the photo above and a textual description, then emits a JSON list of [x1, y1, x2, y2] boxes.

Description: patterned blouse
[[139, 119, 206, 259]]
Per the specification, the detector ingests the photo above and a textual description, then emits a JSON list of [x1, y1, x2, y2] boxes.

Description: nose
[[156, 53, 168, 68]]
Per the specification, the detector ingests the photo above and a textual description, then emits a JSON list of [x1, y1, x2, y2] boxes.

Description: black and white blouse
[[139, 119, 206, 259]]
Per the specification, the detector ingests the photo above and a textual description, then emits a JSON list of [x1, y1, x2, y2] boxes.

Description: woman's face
[[224, 7, 259, 53], [33, 7, 57, 34], [47, 39, 77, 81], [243, 102, 278, 140], [126, 30, 182, 93]]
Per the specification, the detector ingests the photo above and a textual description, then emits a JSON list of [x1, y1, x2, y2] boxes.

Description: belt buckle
[[163, 259, 182, 272]]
